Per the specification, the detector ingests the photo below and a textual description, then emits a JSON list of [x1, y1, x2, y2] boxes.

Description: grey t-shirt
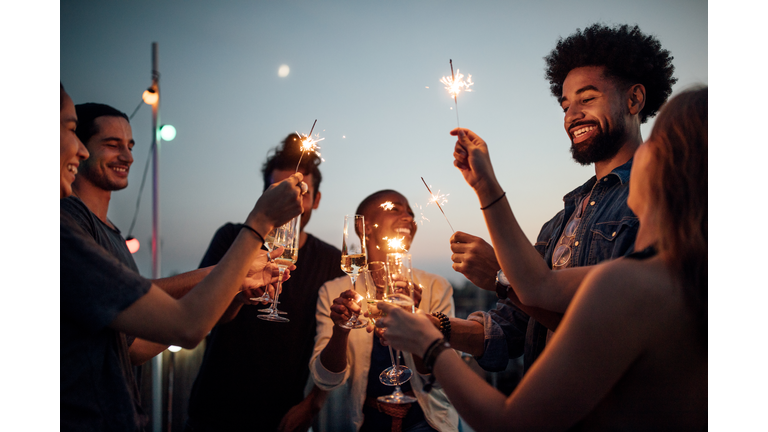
[[60, 212, 151, 431]]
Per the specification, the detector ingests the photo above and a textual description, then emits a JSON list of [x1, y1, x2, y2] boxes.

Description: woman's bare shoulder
[[574, 256, 686, 325]]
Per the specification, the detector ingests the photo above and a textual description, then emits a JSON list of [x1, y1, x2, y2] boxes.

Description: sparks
[[440, 59, 473, 127], [382, 236, 408, 253], [380, 201, 395, 211], [295, 119, 325, 172], [421, 177, 454, 232], [440, 69, 473, 101]]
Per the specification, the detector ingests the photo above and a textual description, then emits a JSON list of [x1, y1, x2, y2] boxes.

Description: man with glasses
[[442, 23, 677, 373]]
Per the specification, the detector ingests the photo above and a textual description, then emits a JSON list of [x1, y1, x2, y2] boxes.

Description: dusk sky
[[59, 0, 709, 287]]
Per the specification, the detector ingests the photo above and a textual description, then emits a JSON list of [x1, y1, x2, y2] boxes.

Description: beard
[[569, 120, 626, 166], [78, 161, 128, 191]]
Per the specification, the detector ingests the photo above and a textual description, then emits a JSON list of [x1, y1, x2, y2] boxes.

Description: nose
[[77, 137, 89, 160], [120, 146, 134, 164], [564, 103, 584, 129]]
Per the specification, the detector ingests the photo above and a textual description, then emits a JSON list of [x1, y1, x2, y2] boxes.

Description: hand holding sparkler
[[450, 128, 498, 191], [450, 128, 505, 211]]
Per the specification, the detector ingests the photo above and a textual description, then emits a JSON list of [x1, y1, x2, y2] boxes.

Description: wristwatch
[[495, 269, 510, 299]]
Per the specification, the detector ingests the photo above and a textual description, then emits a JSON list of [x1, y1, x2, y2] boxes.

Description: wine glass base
[[379, 366, 412, 386], [257, 307, 286, 314], [338, 318, 368, 330], [377, 393, 417, 404], [257, 314, 289, 323]]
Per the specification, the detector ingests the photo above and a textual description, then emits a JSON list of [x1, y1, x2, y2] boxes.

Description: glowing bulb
[[126, 237, 140, 254], [160, 124, 176, 141], [168, 345, 182, 352], [278, 65, 290, 77], [142, 89, 158, 105]]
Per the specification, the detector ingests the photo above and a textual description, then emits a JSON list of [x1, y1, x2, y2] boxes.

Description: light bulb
[[142, 89, 158, 105]]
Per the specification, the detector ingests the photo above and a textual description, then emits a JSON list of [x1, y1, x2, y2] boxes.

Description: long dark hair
[[647, 86, 707, 338]]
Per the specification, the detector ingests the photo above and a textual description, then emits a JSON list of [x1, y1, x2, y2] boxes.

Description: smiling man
[[444, 23, 677, 374], [60, 102, 224, 427], [309, 190, 459, 432]]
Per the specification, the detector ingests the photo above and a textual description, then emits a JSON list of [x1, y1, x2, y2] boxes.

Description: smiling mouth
[[111, 166, 129, 173], [67, 164, 78, 175], [394, 228, 411, 236], [571, 125, 596, 138]]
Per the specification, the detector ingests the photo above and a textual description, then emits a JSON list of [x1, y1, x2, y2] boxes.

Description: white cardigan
[[309, 269, 459, 432]]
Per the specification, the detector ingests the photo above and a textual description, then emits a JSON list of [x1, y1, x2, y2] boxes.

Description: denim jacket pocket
[[591, 216, 638, 241], [586, 217, 640, 264]]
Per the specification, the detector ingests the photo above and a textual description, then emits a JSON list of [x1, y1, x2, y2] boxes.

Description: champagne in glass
[[251, 228, 278, 303], [258, 215, 300, 323], [378, 253, 418, 404], [339, 215, 368, 330]]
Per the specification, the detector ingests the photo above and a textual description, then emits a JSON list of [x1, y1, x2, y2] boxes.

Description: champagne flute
[[258, 215, 300, 323], [363, 261, 387, 324], [251, 229, 278, 304], [377, 252, 418, 404], [339, 215, 368, 329]]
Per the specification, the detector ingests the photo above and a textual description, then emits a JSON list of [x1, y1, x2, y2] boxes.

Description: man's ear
[[312, 191, 322, 209], [628, 83, 646, 116]]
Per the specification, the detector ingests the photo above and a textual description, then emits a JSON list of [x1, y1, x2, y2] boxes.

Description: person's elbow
[[175, 326, 208, 349]]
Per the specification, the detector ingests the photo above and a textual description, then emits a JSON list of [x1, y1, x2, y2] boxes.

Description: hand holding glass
[[378, 252, 418, 404], [339, 215, 368, 330], [258, 215, 300, 323]]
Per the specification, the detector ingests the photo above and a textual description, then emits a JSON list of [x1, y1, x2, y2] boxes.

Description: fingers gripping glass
[[339, 215, 368, 329], [378, 252, 418, 405], [258, 215, 300, 323], [251, 229, 279, 304], [552, 214, 582, 270]]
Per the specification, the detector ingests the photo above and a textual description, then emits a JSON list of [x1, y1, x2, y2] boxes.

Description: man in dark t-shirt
[[60, 212, 153, 432], [186, 133, 344, 432]]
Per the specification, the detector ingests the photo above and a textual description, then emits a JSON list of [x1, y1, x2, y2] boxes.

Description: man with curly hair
[[441, 23, 677, 373]]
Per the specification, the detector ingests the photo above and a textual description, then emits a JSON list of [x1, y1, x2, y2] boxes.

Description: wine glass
[[363, 261, 387, 323], [377, 252, 418, 404], [339, 215, 368, 330], [251, 229, 278, 304], [258, 214, 300, 323]]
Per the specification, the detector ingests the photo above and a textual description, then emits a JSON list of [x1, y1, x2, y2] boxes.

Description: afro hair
[[544, 23, 677, 124]]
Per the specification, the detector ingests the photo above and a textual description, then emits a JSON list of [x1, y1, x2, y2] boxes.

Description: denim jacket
[[468, 158, 639, 372]]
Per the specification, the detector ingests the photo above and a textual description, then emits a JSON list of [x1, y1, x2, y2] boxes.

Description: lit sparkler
[[380, 201, 395, 211], [382, 236, 408, 253], [440, 59, 473, 127], [421, 177, 454, 232], [295, 119, 325, 173]]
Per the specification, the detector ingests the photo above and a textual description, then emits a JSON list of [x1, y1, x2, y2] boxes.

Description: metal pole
[[150, 41, 164, 432]]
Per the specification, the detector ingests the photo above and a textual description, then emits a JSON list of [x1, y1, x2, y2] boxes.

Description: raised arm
[[110, 174, 305, 348], [451, 128, 592, 312], [377, 260, 656, 431]]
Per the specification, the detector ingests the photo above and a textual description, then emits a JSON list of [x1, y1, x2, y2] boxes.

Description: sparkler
[[421, 177, 454, 232], [295, 119, 325, 173], [382, 236, 408, 253], [380, 201, 395, 211], [440, 59, 473, 127]]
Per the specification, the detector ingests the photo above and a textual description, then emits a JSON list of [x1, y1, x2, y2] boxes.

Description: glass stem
[[270, 268, 286, 313]]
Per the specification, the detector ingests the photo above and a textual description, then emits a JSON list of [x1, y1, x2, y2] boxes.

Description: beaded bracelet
[[431, 311, 451, 341]]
